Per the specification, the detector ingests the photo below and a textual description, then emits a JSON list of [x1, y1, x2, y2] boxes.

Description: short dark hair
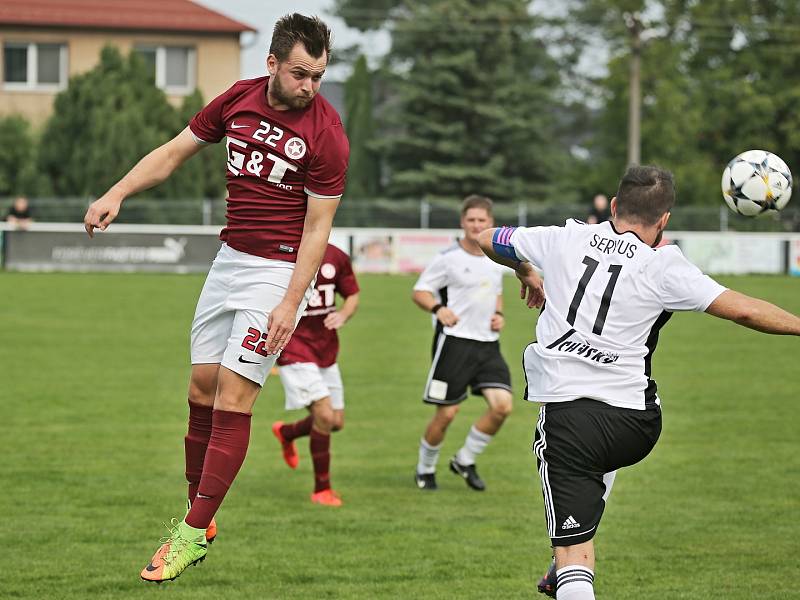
[[615, 165, 675, 225], [461, 194, 493, 216], [270, 14, 332, 63]]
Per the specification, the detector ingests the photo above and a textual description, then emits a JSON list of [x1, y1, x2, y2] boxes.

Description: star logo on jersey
[[320, 263, 336, 279], [285, 137, 306, 160]]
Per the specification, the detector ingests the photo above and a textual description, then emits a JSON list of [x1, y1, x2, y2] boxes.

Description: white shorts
[[278, 362, 344, 411], [190, 244, 311, 386]]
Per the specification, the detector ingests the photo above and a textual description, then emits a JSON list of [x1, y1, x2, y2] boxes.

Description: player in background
[[478, 165, 800, 600], [413, 195, 512, 492], [272, 242, 359, 507], [83, 14, 349, 583]]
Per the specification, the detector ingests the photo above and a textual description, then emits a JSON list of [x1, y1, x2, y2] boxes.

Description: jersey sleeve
[[189, 83, 237, 144], [658, 246, 727, 312], [413, 253, 449, 293], [335, 251, 360, 297], [508, 225, 560, 267], [305, 124, 350, 199]]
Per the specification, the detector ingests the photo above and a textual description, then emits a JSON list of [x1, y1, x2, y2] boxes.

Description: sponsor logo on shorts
[[562, 515, 581, 529], [238, 355, 261, 365]]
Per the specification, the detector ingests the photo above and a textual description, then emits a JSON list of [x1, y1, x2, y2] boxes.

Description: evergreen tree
[[0, 115, 36, 196], [38, 46, 225, 200], [338, 0, 571, 203], [343, 54, 379, 198]]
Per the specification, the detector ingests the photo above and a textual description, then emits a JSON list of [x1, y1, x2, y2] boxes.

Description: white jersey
[[414, 242, 506, 342], [509, 220, 726, 410]]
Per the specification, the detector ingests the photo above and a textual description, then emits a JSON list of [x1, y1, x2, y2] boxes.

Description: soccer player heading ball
[[413, 195, 513, 492], [83, 14, 349, 584], [478, 165, 800, 599], [272, 243, 360, 507]]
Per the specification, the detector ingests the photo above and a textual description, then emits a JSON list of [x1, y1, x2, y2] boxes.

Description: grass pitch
[[1, 272, 798, 599]]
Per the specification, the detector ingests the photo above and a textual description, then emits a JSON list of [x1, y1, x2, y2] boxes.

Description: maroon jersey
[[189, 77, 349, 262], [278, 244, 359, 368]]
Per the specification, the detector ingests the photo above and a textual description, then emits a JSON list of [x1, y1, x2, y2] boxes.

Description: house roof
[[0, 0, 256, 34]]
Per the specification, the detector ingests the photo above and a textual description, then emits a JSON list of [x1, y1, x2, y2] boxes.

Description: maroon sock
[[185, 401, 213, 503], [280, 415, 313, 442], [185, 409, 251, 530], [310, 427, 331, 493]]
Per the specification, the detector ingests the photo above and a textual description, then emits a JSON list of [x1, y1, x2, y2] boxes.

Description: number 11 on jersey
[[567, 256, 622, 336]]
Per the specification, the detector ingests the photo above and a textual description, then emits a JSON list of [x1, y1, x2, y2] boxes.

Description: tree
[[0, 115, 37, 196], [38, 46, 225, 200], [337, 0, 572, 203], [343, 54, 379, 198], [568, 0, 800, 207]]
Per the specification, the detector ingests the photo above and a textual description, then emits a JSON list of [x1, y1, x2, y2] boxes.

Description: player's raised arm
[[477, 227, 545, 309], [264, 196, 340, 355], [705, 289, 800, 335], [83, 127, 205, 237]]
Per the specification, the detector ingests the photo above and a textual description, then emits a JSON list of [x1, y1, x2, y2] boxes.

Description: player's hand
[[435, 306, 459, 327], [490, 313, 505, 331], [323, 311, 347, 330], [516, 263, 545, 309], [84, 193, 124, 238], [265, 300, 298, 355]]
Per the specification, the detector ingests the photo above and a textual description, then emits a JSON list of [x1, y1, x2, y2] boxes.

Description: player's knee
[[437, 405, 460, 425], [313, 402, 336, 431], [188, 377, 215, 406], [492, 399, 513, 419], [332, 413, 344, 432]]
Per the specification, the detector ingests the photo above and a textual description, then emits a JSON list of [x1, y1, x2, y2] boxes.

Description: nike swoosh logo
[[231, 121, 248, 129], [238, 355, 261, 364]]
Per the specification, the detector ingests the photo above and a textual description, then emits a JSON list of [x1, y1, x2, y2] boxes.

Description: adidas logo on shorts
[[562, 515, 581, 530]]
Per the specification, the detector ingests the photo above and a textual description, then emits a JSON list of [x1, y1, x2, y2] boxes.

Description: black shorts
[[422, 333, 512, 405], [533, 399, 662, 546]]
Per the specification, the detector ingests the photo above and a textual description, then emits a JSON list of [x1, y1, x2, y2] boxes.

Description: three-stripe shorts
[[533, 398, 662, 546]]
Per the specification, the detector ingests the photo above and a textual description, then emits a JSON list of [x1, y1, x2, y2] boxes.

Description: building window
[[134, 45, 195, 94], [3, 42, 67, 90]]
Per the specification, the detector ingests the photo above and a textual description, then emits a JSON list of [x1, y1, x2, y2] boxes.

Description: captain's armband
[[492, 226, 521, 263]]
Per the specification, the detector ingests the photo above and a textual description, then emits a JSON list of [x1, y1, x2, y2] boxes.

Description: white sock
[[417, 437, 441, 474], [455, 426, 492, 466], [556, 565, 595, 599]]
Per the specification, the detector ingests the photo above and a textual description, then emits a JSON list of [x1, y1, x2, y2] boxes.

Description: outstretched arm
[[705, 290, 800, 335], [83, 127, 204, 237], [478, 228, 545, 309]]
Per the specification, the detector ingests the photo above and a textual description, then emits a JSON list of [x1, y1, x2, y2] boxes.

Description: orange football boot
[[310, 489, 342, 507], [205, 517, 217, 544], [272, 421, 299, 469]]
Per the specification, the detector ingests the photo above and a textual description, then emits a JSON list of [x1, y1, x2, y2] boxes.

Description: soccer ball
[[721, 150, 792, 216]]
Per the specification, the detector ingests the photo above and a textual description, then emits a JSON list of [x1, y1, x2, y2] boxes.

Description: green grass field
[[1, 272, 798, 599]]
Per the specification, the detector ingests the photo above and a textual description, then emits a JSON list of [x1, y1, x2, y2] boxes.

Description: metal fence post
[[719, 205, 728, 232], [517, 201, 527, 227], [420, 199, 430, 229], [202, 199, 212, 226]]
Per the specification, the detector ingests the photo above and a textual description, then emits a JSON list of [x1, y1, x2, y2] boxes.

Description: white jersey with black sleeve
[[507, 219, 726, 410], [413, 242, 506, 342]]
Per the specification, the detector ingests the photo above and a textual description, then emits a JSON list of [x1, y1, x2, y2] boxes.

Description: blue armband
[[492, 226, 521, 263]]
